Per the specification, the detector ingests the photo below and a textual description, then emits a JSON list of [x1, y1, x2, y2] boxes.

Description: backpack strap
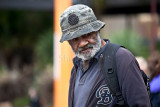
[[141, 70, 151, 97], [102, 42, 126, 106]]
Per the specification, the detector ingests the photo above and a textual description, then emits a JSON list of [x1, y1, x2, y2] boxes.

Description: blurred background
[[0, 0, 160, 107], [0, 0, 53, 107]]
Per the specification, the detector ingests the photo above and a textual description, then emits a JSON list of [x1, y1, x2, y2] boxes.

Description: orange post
[[53, 0, 73, 107]]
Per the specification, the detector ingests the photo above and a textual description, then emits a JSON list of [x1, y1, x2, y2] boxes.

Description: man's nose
[[79, 38, 88, 48]]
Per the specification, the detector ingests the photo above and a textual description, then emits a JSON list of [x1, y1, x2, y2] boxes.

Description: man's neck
[[82, 60, 90, 72]]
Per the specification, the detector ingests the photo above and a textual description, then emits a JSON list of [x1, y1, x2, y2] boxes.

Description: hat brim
[[60, 20, 105, 43]]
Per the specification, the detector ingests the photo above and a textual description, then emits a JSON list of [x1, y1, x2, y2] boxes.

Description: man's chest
[[73, 62, 115, 107]]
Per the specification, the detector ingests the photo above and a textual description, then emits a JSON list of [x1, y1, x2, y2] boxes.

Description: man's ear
[[68, 40, 74, 51]]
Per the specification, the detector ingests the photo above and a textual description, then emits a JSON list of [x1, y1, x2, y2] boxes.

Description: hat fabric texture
[[60, 4, 105, 43]]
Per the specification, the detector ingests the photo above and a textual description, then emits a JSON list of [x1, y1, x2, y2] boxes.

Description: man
[[60, 4, 151, 107]]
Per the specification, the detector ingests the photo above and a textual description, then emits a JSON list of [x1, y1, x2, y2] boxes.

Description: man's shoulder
[[116, 47, 135, 62]]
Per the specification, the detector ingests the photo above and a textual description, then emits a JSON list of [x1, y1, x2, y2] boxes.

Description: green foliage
[[12, 96, 30, 107], [108, 29, 150, 58], [34, 29, 53, 69], [156, 40, 160, 51], [0, 10, 53, 50], [0, 10, 53, 106]]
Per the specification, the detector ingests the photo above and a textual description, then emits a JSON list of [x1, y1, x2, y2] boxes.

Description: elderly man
[[60, 4, 151, 107]]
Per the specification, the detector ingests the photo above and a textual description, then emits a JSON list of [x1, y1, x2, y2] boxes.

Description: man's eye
[[87, 33, 92, 36], [72, 38, 78, 41], [86, 32, 93, 37], [83, 34, 89, 38]]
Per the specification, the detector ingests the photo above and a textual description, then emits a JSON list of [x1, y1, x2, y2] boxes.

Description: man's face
[[68, 31, 101, 61]]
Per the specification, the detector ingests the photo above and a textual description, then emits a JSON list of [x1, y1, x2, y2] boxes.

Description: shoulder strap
[[102, 42, 126, 106], [141, 70, 151, 97]]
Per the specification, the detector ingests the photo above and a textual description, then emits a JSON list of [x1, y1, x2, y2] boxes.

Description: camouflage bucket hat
[[60, 4, 105, 43]]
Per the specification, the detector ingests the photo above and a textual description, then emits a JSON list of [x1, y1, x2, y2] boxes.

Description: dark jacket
[[68, 46, 151, 107]]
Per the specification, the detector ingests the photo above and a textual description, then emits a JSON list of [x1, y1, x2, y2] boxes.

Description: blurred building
[[0, 0, 53, 11]]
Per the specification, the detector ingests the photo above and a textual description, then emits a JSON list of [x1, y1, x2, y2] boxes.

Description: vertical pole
[[54, 0, 73, 107], [150, 0, 157, 53]]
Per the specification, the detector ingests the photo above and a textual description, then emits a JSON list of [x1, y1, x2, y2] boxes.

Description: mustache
[[77, 44, 94, 52]]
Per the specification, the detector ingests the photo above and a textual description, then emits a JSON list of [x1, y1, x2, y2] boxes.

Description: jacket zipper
[[71, 66, 77, 107], [85, 54, 103, 107]]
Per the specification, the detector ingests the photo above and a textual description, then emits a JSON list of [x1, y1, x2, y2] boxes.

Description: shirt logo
[[96, 84, 113, 105]]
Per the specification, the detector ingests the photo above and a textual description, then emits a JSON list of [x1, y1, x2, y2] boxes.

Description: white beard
[[73, 32, 101, 61]]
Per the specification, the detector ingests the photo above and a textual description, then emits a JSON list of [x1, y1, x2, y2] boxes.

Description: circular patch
[[68, 14, 79, 25]]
